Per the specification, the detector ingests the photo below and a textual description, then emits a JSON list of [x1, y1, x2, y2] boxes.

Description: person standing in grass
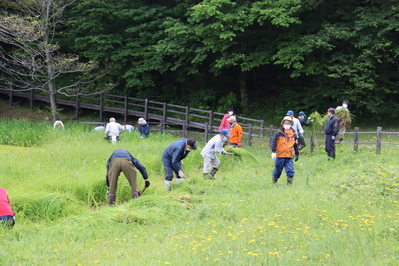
[[297, 111, 312, 150], [137, 118, 150, 138], [324, 108, 339, 160], [219, 107, 234, 132], [227, 116, 243, 147], [0, 187, 16, 228], [270, 116, 299, 185], [106, 149, 150, 205], [104, 117, 125, 143], [162, 138, 197, 191], [200, 129, 233, 179]]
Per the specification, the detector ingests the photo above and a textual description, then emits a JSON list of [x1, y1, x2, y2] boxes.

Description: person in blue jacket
[[138, 118, 150, 138], [162, 138, 197, 190], [106, 149, 150, 205]]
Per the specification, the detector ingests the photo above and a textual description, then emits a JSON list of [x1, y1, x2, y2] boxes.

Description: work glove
[[299, 133, 304, 139], [271, 153, 276, 160], [237, 142, 242, 147], [225, 152, 234, 155], [332, 136, 336, 140], [145, 180, 150, 188], [178, 170, 184, 178], [295, 155, 299, 162]]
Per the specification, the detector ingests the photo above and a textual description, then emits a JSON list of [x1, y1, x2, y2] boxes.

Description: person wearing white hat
[[138, 118, 150, 138], [270, 116, 299, 185]]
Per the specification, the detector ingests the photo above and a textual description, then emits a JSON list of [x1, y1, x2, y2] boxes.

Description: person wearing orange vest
[[227, 116, 243, 147], [0, 187, 16, 228], [270, 116, 299, 185]]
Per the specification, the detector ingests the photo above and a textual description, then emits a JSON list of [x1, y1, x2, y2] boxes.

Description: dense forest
[[1, 0, 399, 124]]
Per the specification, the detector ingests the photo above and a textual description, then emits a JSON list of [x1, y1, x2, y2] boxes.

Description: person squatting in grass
[[106, 149, 150, 205], [0, 187, 16, 228], [271, 116, 299, 185], [162, 138, 197, 191], [137, 118, 150, 138], [104, 117, 125, 144], [324, 108, 339, 160], [227, 116, 243, 147], [200, 129, 234, 179]]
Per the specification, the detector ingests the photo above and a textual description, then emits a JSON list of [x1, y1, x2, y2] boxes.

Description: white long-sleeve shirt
[[105, 122, 125, 137], [201, 134, 226, 159], [293, 117, 304, 134]]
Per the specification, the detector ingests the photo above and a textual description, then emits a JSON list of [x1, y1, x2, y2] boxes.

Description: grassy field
[[1, 119, 399, 265]]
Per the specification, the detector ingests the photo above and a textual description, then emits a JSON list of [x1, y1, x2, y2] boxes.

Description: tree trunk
[[239, 71, 249, 114], [44, 2, 57, 122]]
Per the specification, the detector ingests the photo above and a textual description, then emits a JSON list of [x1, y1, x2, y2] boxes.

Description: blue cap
[[286, 110, 294, 115], [219, 129, 230, 137], [299, 111, 306, 117]]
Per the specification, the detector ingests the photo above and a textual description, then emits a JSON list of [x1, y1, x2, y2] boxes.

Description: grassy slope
[[0, 121, 398, 265]]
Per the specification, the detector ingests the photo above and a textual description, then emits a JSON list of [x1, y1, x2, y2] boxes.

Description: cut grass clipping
[[224, 146, 259, 163]]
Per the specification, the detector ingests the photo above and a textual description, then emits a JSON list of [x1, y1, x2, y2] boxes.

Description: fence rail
[[1, 89, 397, 154]]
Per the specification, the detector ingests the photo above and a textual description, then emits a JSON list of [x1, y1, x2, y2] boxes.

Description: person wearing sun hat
[[270, 116, 299, 185], [200, 129, 234, 179], [162, 138, 197, 190], [324, 108, 339, 160], [137, 118, 150, 138]]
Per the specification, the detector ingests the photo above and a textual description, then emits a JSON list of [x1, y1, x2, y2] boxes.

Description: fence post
[[269, 125, 274, 147], [163, 102, 167, 128], [99, 93, 104, 121], [30, 89, 34, 110], [9, 87, 13, 108], [160, 119, 164, 134], [209, 110, 214, 133], [75, 94, 80, 120], [310, 131, 315, 153], [260, 120, 265, 137], [183, 122, 187, 138], [376, 126, 382, 155], [124, 95, 128, 124], [205, 123, 209, 143], [144, 99, 149, 121], [185, 106, 189, 127], [354, 127, 359, 153], [247, 124, 253, 147]]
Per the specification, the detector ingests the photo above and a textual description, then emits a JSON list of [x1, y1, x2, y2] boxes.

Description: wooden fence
[[0, 89, 266, 145], [1, 89, 397, 153]]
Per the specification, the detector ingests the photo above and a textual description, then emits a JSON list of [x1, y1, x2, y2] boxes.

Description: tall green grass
[[1, 120, 399, 265]]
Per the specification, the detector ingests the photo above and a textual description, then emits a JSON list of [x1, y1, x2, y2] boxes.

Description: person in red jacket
[[218, 107, 234, 132], [0, 187, 16, 228]]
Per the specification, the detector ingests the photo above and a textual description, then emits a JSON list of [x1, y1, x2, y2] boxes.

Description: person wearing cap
[[105, 149, 150, 205], [270, 116, 299, 185], [227, 116, 243, 147], [218, 107, 235, 132], [324, 108, 339, 160], [162, 138, 197, 190], [104, 117, 125, 143], [200, 129, 234, 179], [137, 118, 150, 138], [297, 111, 312, 150], [335, 100, 350, 141], [286, 110, 304, 139], [0, 187, 16, 228]]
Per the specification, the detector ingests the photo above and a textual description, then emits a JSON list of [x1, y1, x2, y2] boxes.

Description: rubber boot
[[287, 177, 293, 185], [164, 180, 172, 191], [108, 194, 116, 205], [331, 152, 336, 159], [132, 191, 141, 199], [272, 177, 278, 184], [176, 178, 184, 184], [209, 167, 218, 179]]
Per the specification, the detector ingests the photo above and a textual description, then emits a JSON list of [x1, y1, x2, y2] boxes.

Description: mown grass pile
[[1, 120, 399, 265]]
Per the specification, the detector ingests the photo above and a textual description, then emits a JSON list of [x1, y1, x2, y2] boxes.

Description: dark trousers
[[162, 156, 179, 181], [272, 158, 294, 179], [325, 134, 335, 153]]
